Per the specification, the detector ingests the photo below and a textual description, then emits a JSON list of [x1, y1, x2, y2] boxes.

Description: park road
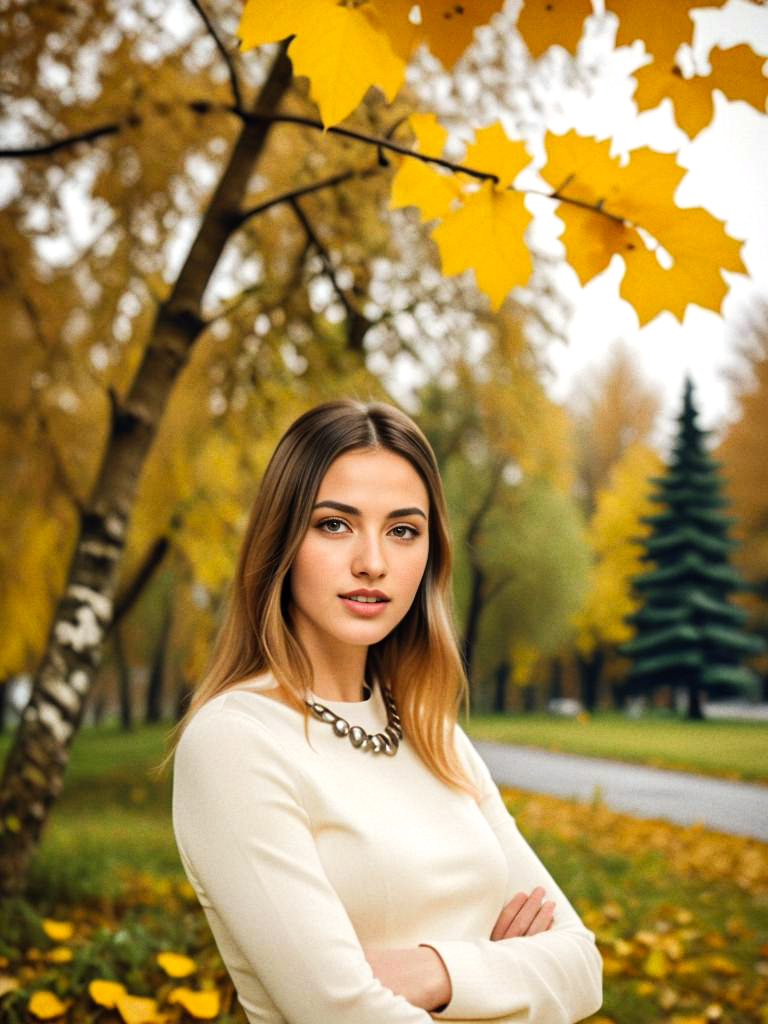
[[472, 740, 768, 842]]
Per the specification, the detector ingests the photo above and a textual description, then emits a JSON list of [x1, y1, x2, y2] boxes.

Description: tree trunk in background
[[0, 46, 293, 897], [548, 658, 563, 704], [112, 625, 134, 732], [462, 563, 485, 684], [492, 661, 509, 714], [686, 681, 704, 720], [0, 681, 7, 734], [522, 684, 537, 712], [145, 603, 172, 724], [577, 648, 604, 712]]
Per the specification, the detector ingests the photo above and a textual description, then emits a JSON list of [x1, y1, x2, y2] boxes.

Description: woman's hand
[[491, 886, 555, 940], [364, 945, 451, 1012]]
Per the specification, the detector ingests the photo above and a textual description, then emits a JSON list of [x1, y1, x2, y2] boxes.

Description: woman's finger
[[525, 900, 556, 936], [490, 891, 527, 941], [500, 887, 546, 938]]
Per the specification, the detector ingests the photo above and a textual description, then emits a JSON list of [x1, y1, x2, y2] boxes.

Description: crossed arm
[[365, 887, 556, 1012]]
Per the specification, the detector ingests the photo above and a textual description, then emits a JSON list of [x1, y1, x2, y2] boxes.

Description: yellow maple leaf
[[419, 0, 507, 68], [168, 987, 221, 1020], [389, 113, 461, 222], [710, 44, 768, 113], [238, 0, 404, 127], [540, 130, 620, 206], [555, 202, 636, 286], [115, 993, 161, 1024], [605, 0, 720, 63], [463, 121, 530, 191], [633, 62, 715, 138], [28, 991, 70, 1020], [408, 112, 447, 158], [41, 919, 73, 942], [156, 951, 197, 978], [517, 0, 592, 58], [431, 182, 533, 310], [606, 146, 687, 227], [389, 158, 461, 222], [621, 205, 745, 325], [368, 0, 422, 63], [89, 979, 127, 1008]]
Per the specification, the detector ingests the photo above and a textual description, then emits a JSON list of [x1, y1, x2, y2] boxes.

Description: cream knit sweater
[[171, 675, 603, 1023]]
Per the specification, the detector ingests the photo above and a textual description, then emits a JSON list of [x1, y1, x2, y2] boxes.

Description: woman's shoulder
[[176, 677, 299, 759]]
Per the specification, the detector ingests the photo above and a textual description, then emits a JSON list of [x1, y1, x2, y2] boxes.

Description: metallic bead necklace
[[304, 681, 403, 756]]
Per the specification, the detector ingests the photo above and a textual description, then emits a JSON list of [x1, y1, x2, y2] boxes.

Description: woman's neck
[[306, 650, 370, 702]]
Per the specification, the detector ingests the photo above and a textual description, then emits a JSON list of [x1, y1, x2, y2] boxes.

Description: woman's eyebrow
[[313, 500, 427, 520]]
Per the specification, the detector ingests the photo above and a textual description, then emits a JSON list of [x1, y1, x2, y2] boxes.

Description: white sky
[[539, 0, 768, 444]]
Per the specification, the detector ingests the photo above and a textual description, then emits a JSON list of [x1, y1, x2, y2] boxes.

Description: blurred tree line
[[1, 2, 766, 734], [1, 0, 767, 895]]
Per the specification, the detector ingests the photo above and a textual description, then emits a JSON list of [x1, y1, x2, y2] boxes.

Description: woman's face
[[289, 448, 430, 660]]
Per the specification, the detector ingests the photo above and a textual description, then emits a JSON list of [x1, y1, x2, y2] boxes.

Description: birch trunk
[[0, 45, 292, 896]]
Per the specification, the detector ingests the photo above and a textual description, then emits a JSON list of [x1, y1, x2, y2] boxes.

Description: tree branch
[[235, 166, 377, 227], [288, 196, 372, 352], [187, 0, 243, 112], [0, 121, 123, 158], [1, 103, 627, 228]]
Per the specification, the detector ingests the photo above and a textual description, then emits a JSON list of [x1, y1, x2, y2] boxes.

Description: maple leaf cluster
[[238, 0, 766, 324]]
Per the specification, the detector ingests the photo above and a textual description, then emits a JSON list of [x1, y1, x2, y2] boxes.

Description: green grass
[[1, 723, 766, 1022], [465, 712, 768, 783]]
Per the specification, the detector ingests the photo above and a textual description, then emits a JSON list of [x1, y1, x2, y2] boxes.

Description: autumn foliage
[[238, 0, 766, 321]]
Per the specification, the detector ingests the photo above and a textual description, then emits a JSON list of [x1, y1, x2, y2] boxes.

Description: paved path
[[472, 740, 768, 842]]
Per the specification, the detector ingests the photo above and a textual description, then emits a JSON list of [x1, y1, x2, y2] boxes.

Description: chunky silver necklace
[[304, 682, 403, 756]]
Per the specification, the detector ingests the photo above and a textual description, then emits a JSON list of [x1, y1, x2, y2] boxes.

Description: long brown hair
[[155, 399, 475, 795]]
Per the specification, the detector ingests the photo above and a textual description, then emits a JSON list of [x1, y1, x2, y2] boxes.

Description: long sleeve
[[172, 703, 433, 1024], [418, 727, 603, 1023]]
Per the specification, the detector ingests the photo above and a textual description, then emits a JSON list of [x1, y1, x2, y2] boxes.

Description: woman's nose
[[352, 532, 387, 578]]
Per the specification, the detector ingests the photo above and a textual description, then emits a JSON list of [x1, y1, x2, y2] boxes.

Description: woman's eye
[[390, 524, 419, 540], [319, 518, 349, 534]]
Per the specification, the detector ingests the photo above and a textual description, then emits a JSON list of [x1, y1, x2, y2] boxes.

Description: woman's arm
[[413, 727, 603, 1023], [363, 888, 555, 1011], [172, 704, 434, 1024]]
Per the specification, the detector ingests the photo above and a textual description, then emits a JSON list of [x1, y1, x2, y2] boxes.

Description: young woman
[[168, 399, 602, 1023]]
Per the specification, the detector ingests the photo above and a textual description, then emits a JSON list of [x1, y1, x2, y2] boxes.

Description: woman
[[167, 399, 603, 1023]]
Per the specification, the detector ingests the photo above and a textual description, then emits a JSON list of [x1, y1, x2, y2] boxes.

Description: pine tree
[[619, 377, 763, 719]]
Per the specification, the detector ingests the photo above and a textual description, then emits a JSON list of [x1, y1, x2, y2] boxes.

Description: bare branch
[[0, 121, 123, 158], [235, 166, 377, 227], [187, 0, 244, 112], [288, 196, 372, 352]]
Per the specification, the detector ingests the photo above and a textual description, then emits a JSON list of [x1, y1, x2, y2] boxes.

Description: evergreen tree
[[619, 378, 763, 719]]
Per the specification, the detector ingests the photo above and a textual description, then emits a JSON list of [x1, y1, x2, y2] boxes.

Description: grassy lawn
[[465, 712, 768, 784], [0, 723, 766, 1023]]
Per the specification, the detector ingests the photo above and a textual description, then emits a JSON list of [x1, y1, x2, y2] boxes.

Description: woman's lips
[[338, 596, 390, 617]]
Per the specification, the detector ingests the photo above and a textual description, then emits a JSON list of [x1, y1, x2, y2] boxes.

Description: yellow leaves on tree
[[237, 3, 761, 322], [541, 131, 745, 325], [634, 45, 768, 139], [605, 0, 722, 63], [392, 120, 532, 310], [238, 0, 504, 127], [573, 442, 663, 654], [239, 0, 402, 129], [517, 0, 592, 58]]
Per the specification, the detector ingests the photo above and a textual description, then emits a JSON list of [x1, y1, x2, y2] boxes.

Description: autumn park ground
[[1, 720, 767, 1024]]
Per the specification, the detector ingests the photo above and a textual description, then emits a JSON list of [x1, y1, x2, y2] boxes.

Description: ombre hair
[[156, 399, 475, 795]]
